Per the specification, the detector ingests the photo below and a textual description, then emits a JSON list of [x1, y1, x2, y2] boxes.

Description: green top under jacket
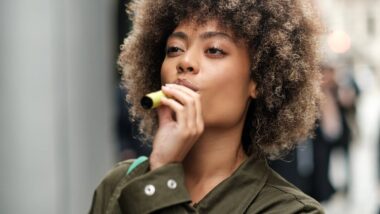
[[89, 155, 324, 214]]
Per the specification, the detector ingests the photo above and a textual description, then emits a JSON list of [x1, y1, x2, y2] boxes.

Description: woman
[[90, 0, 323, 213]]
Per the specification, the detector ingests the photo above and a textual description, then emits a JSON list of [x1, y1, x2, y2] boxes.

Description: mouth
[[174, 79, 199, 92]]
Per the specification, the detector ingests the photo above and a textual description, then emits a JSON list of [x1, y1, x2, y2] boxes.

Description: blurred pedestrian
[[311, 64, 354, 202]]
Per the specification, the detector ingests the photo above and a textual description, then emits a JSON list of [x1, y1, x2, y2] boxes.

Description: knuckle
[[191, 130, 197, 137], [184, 97, 194, 105], [184, 125, 197, 137], [190, 128, 198, 136], [182, 129, 191, 137], [177, 105, 184, 112]]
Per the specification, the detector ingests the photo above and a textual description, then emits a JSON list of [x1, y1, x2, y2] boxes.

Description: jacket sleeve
[[118, 163, 193, 214], [297, 201, 325, 214], [89, 159, 194, 214]]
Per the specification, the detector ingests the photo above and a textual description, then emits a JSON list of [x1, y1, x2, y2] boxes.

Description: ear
[[248, 80, 257, 99]]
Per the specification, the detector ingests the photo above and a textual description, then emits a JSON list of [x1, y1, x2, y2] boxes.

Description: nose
[[176, 50, 199, 74]]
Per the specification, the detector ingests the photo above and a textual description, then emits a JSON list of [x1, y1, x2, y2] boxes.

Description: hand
[[149, 84, 204, 170]]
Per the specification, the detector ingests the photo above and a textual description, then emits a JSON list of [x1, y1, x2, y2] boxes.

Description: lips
[[174, 79, 199, 92]]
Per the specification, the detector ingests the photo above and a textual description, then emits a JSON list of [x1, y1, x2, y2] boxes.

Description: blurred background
[[0, 0, 379, 213]]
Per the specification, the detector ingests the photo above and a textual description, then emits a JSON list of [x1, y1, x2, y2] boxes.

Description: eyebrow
[[168, 31, 234, 42]]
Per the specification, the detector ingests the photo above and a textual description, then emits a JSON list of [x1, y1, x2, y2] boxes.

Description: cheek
[[207, 63, 251, 97], [201, 70, 251, 127], [160, 60, 173, 84], [201, 93, 249, 128]]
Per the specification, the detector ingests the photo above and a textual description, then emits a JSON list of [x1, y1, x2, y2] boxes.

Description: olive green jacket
[[89, 156, 324, 214]]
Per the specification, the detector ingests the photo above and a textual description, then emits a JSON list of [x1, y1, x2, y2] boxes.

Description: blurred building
[[316, 0, 380, 79], [0, 1, 117, 214]]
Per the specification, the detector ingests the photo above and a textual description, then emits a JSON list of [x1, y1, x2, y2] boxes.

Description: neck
[[182, 125, 248, 204], [183, 126, 247, 182]]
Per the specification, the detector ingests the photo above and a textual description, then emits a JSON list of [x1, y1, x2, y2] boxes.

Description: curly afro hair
[[118, 0, 322, 159]]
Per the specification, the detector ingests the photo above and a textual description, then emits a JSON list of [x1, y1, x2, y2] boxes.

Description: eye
[[166, 46, 183, 57], [206, 47, 226, 57]]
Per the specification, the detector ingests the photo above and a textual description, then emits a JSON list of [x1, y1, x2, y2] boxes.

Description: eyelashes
[[166, 46, 182, 54], [206, 47, 226, 56], [165, 46, 227, 57], [166, 46, 183, 56]]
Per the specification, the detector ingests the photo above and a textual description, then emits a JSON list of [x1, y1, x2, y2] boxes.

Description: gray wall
[[0, 0, 117, 213]]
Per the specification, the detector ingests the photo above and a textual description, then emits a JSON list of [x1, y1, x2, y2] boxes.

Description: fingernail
[[165, 83, 175, 88]]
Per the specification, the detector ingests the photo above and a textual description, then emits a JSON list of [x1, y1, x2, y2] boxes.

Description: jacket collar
[[194, 156, 269, 213]]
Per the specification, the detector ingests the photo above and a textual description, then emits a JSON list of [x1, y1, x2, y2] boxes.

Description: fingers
[[166, 84, 203, 133], [156, 105, 174, 125], [163, 84, 199, 109], [165, 83, 199, 98], [165, 85, 204, 133], [160, 84, 203, 133], [159, 95, 186, 124], [150, 84, 204, 168]]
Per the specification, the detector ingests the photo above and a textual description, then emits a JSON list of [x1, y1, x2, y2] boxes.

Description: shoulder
[[89, 159, 134, 214], [100, 159, 135, 188], [250, 168, 324, 213]]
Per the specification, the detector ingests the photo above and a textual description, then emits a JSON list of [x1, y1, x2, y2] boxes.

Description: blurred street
[[324, 86, 380, 214]]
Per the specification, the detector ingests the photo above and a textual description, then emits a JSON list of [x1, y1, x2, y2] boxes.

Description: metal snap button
[[167, 179, 177, 189], [144, 184, 155, 196]]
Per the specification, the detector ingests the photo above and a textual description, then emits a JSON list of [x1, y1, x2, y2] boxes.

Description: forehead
[[174, 19, 231, 35], [171, 18, 246, 46]]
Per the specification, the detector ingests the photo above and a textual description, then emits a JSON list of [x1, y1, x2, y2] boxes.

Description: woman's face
[[161, 19, 256, 129]]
